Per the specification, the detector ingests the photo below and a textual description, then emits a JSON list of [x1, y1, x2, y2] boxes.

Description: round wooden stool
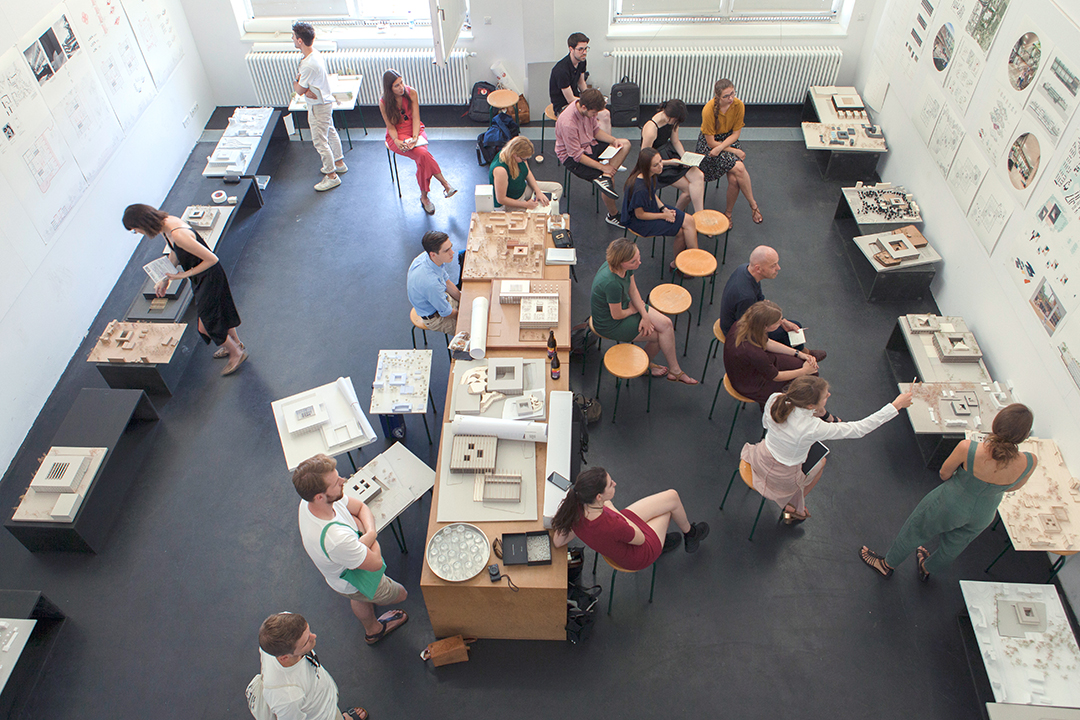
[[692, 209, 732, 265], [626, 228, 668, 280], [538, 103, 558, 161], [710, 374, 756, 449], [675, 248, 718, 326], [409, 308, 452, 362], [591, 551, 657, 614], [720, 460, 769, 541], [602, 343, 651, 423], [487, 88, 520, 123], [648, 284, 692, 356], [701, 319, 725, 383]]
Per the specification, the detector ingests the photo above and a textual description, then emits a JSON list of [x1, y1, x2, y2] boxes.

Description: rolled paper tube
[[336, 377, 376, 440], [470, 296, 489, 359]]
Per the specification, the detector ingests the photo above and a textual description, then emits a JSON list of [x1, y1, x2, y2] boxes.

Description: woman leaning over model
[[123, 204, 246, 375], [695, 79, 762, 225], [552, 467, 710, 567], [862, 404, 1037, 582], [379, 69, 457, 215], [490, 136, 563, 210], [742, 376, 912, 524], [640, 98, 706, 214]]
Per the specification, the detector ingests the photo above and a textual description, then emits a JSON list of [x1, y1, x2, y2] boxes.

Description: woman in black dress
[[123, 204, 247, 375], [640, 99, 705, 215]]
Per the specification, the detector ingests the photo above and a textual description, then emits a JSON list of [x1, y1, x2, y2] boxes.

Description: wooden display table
[[420, 348, 568, 640]]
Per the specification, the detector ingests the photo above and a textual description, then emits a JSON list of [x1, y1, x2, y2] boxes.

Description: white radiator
[[246, 49, 471, 107], [610, 46, 842, 105]]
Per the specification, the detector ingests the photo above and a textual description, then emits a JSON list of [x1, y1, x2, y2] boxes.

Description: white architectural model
[[449, 436, 498, 474], [933, 331, 984, 363], [519, 297, 559, 329], [12, 446, 108, 523], [463, 212, 566, 280]]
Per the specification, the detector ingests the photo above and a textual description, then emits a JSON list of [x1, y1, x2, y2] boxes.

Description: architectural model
[[11, 446, 107, 523], [848, 182, 922, 222], [343, 466, 383, 505], [486, 358, 524, 396], [463, 212, 566, 280], [519, 297, 559, 329], [281, 392, 329, 435], [449, 436, 498, 474], [933, 331, 984, 362], [499, 280, 560, 304], [370, 350, 431, 414], [882, 235, 921, 260], [474, 472, 523, 503], [182, 206, 221, 231], [907, 314, 941, 333], [998, 438, 1079, 552], [87, 321, 186, 364]]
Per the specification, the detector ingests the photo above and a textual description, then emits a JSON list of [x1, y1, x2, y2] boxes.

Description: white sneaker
[[315, 175, 341, 192], [593, 177, 618, 200], [335, 162, 348, 174]]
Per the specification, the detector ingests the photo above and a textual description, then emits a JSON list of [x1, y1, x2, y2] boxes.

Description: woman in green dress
[[861, 404, 1037, 582]]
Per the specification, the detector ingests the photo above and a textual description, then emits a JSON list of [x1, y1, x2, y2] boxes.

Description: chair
[[600, 343, 651, 423], [648, 284, 692, 356], [701, 320, 725, 383], [675, 248, 718, 327], [625, 227, 667, 280], [711, 374, 756, 451], [720, 460, 768, 541], [409, 309, 452, 362], [385, 146, 401, 198], [693, 209, 732, 266], [592, 550, 657, 615]]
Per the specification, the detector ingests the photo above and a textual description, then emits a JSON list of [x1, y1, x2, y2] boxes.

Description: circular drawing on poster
[[1007, 133, 1041, 190], [933, 23, 954, 72], [1007, 32, 1041, 91]]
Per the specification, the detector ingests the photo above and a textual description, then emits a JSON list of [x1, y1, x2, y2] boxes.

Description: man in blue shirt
[[719, 245, 826, 359], [407, 231, 460, 335]]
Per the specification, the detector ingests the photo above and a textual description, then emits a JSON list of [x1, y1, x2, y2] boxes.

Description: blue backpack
[[476, 112, 519, 166]]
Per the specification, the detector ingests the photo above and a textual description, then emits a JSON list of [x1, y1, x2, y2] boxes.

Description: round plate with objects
[[425, 523, 490, 582]]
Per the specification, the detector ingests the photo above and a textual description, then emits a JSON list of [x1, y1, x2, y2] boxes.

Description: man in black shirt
[[719, 245, 826, 359], [549, 32, 611, 133]]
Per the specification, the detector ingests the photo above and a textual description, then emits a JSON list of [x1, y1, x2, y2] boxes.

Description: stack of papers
[[545, 248, 576, 265]]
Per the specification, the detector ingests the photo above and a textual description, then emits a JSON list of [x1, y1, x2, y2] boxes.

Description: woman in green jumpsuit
[[861, 404, 1037, 582]]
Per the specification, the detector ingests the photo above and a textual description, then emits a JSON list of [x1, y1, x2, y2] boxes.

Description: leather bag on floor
[[420, 635, 477, 666]]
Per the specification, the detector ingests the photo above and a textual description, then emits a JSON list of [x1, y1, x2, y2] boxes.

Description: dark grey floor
[[0, 122, 1067, 720]]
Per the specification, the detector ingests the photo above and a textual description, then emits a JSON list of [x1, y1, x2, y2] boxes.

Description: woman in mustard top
[[695, 79, 763, 225]]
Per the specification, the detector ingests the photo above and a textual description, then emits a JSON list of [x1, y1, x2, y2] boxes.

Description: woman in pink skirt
[[741, 376, 912, 523], [379, 69, 457, 215]]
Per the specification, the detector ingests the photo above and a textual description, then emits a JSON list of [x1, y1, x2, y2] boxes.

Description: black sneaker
[[593, 176, 619, 199], [684, 522, 710, 553], [662, 532, 682, 554], [604, 214, 624, 229]]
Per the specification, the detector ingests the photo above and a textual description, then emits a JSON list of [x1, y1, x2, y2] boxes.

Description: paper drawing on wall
[[1007, 132, 1040, 190], [964, 0, 1009, 55], [1030, 276, 1067, 335], [1053, 137, 1080, 220], [1036, 196, 1069, 232], [2, 124, 13, 141], [1007, 33, 1041, 91], [23, 133, 60, 192], [1026, 50, 1080, 147], [52, 16, 79, 59], [38, 28, 66, 74], [23, 43, 53, 84], [933, 23, 954, 71]]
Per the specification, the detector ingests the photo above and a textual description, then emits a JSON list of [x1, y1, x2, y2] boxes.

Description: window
[[613, 0, 842, 24], [247, 0, 439, 25]]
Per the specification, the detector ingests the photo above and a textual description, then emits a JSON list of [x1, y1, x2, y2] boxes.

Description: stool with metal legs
[[410, 309, 452, 362], [625, 227, 667, 281], [702, 320, 725, 383], [599, 343, 651, 423], [487, 89, 519, 123], [711, 374, 759, 452], [592, 550, 657, 614], [675, 249, 718, 327], [720, 460, 770, 541], [693, 209, 732, 266], [540, 104, 557, 157], [563, 165, 599, 214], [648, 284, 692, 357], [385, 146, 402, 198]]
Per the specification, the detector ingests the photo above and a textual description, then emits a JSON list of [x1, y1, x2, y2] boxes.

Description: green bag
[[319, 521, 386, 598]]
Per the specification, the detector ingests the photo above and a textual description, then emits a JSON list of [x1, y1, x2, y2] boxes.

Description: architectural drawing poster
[[913, 78, 947, 144], [121, 0, 183, 89], [1051, 135, 1080, 221], [963, 0, 1009, 56], [68, 0, 157, 132], [0, 46, 86, 243], [996, 20, 1049, 111], [928, 100, 966, 177], [947, 135, 991, 212], [1024, 47, 1080, 148], [944, 35, 985, 112], [975, 83, 1024, 160], [967, 171, 1013, 255], [1002, 119, 1049, 207], [19, 6, 124, 184]]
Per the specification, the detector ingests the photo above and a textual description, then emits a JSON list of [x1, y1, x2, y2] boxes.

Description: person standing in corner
[[292, 22, 347, 192], [407, 231, 461, 335]]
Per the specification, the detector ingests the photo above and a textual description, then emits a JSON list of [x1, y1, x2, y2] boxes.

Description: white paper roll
[[452, 415, 547, 443], [470, 297, 489, 359], [336, 376, 376, 441]]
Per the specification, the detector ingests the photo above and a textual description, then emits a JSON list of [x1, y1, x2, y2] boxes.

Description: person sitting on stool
[[621, 148, 698, 267], [719, 245, 825, 360], [555, 89, 631, 228], [407, 231, 460, 335], [490, 136, 563, 210]]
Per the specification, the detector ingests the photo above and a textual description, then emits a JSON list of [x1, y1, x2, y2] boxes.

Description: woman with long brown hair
[[695, 79, 762, 224], [640, 98, 706, 214], [551, 467, 710, 568], [722, 300, 817, 404], [742, 377, 913, 523], [621, 147, 698, 262], [862, 404, 1037, 582], [379, 69, 456, 215]]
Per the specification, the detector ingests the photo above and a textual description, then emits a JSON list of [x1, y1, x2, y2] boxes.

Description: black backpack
[[475, 112, 519, 166], [467, 81, 496, 123], [609, 75, 640, 127]]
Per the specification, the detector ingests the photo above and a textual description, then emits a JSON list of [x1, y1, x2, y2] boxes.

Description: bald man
[[719, 246, 825, 359]]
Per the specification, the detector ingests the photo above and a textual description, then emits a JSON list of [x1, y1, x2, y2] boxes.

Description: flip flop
[[916, 546, 931, 583], [365, 609, 408, 645], [666, 370, 699, 385], [343, 709, 369, 720], [649, 362, 669, 377], [860, 546, 893, 578]]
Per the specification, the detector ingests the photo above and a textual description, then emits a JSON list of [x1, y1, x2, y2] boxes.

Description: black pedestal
[[0, 591, 66, 718]]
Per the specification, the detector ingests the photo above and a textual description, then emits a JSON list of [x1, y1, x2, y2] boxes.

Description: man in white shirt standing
[[292, 22, 347, 192], [258, 612, 368, 720], [293, 454, 409, 645]]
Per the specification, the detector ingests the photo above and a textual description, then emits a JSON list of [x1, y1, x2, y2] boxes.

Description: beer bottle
[[550, 351, 561, 380]]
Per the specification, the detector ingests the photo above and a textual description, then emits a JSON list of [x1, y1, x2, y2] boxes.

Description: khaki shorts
[[336, 574, 405, 605], [422, 296, 459, 335]]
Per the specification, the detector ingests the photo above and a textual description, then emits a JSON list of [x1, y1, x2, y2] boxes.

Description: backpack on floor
[[566, 581, 601, 644], [475, 112, 519, 166], [467, 81, 497, 123], [609, 75, 640, 127]]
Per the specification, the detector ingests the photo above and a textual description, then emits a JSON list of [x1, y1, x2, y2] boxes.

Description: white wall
[[0, 0, 215, 471], [854, 0, 1080, 592], [181, 0, 875, 106]]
